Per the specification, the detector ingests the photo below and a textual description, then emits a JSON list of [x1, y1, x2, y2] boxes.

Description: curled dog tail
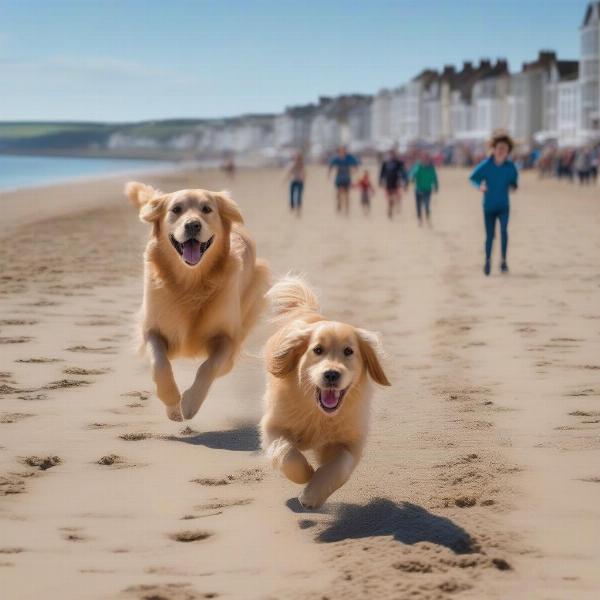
[[125, 181, 161, 208], [267, 274, 320, 322]]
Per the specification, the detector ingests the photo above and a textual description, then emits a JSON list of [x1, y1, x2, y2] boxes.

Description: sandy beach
[[1, 165, 599, 600]]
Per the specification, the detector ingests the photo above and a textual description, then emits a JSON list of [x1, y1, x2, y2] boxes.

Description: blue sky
[[0, 0, 592, 122]]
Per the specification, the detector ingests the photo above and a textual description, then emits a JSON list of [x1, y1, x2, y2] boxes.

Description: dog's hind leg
[[180, 335, 234, 420], [146, 331, 182, 422]]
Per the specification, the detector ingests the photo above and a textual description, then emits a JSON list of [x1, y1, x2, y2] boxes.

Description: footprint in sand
[[60, 527, 88, 542], [22, 456, 62, 470], [75, 319, 122, 327], [97, 454, 123, 466], [0, 472, 35, 496], [0, 413, 34, 424], [17, 393, 48, 401], [15, 357, 63, 364], [121, 390, 151, 408], [63, 367, 111, 376], [123, 583, 217, 600], [43, 379, 91, 390], [119, 432, 153, 441], [169, 530, 213, 543], [28, 300, 59, 307], [185, 498, 253, 518], [191, 469, 264, 486], [0, 337, 33, 344], [65, 345, 117, 355], [87, 422, 123, 430]]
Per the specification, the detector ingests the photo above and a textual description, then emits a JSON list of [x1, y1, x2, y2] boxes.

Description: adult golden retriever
[[260, 276, 390, 508], [126, 181, 270, 421]]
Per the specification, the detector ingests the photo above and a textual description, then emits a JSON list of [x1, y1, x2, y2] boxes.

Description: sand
[[0, 165, 599, 600]]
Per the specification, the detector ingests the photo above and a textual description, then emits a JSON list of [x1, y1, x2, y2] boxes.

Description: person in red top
[[355, 170, 375, 215]]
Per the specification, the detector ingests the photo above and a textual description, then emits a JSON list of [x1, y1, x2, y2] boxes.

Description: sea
[[0, 154, 171, 191]]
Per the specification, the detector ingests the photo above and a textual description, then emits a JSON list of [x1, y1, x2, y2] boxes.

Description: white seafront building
[[104, 2, 599, 158]]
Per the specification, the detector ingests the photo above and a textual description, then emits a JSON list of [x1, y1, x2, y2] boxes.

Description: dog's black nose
[[323, 370, 341, 384], [184, 220, 202, 236]]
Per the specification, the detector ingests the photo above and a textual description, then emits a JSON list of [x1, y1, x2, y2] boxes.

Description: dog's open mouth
[[169, 235, 214, 266], [315, 387, 348, 414]]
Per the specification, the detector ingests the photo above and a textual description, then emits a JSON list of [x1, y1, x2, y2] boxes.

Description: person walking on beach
[[469, 132, 519, 276], [379, 149, 407, 219], [328, 145, 359, 215], [287, 151, 305, 216], [355, 169, 375, 215], [409, 153, 438, 226]]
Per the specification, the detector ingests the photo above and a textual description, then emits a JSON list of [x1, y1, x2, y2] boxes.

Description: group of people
[[283, 131, 522, 278], [537, 145, 600, 185], [286, 146, 439, 224]]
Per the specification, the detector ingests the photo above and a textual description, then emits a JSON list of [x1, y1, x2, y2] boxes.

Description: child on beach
[[409, 153, 438, 226], [355, 170, 375, 215], [469, 132, 518, 276], [287, 151, 305, 216]]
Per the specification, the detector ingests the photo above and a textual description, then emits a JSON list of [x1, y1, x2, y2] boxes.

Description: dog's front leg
[[266, 436, 314, 484], [146, 331, 182, 421], [299, 445, 357, 509], [181, 335, 234, 420]]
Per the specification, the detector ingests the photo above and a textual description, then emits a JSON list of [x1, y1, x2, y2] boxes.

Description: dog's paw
[[298, 489, 325, 510], [165, 403, 183, 422], [180, 386, 207, 420]]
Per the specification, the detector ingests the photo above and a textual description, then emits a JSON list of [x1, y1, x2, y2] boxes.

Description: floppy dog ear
[[268, 321, 312, 378], [356, 329, 391, 386], [124, 181, 160, 208], [139, 196, 167, 224], [215, 191, 244, 225]]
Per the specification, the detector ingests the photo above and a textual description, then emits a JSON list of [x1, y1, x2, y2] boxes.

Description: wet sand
[[0, 166, 599, 600]]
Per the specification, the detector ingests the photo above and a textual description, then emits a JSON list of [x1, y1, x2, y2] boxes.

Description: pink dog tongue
[[321, 389, 340, 408], [182, 240, 201, 265]]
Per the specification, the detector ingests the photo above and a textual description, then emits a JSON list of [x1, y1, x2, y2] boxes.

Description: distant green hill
[[0, 120, 212, 159]]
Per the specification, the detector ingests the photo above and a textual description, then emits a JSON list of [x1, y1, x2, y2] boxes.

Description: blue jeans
[[415, 190, 431, 221], [290, 180, 303, 209], [484, 207, 510, 261]]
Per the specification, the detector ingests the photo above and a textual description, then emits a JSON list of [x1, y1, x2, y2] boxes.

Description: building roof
[[557, 60, 579, 80], [582, 2, 600, 27]]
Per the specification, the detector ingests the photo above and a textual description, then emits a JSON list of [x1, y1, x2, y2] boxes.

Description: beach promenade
[[0, 166, 599, 600]]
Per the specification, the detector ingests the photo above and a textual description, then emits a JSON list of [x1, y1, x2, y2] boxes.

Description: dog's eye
[[171, 205, 182, 215], [313, 345, 323, 355], [201, 205, 213, 214], [344, 347, 354, 357]]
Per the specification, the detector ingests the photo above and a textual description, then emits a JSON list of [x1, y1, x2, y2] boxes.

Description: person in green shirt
[[409, 153, 439, 226]]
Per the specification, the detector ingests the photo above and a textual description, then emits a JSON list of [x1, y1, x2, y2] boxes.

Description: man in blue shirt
[[328, 145, 359, 215], [469, 133, 519, 276]]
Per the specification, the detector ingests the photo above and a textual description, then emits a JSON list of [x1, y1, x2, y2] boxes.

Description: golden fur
[[126, 181, 270, 421], [260, 276, 390, 508]]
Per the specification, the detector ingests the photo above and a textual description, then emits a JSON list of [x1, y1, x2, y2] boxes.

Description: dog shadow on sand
[[289, 497, 477, 554], [167, 424, 261, 452]]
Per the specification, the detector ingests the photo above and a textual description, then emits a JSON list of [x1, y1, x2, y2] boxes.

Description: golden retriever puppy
[[260, 276, 390, 508], [126, 181, 270, 421]]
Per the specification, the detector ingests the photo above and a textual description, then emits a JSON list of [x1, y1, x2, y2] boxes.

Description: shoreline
[[0, 156, 193, 195]]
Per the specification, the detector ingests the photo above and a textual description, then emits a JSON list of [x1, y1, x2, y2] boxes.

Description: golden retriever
[[260, 276, 390, 508], [126, 181, 270, 421]]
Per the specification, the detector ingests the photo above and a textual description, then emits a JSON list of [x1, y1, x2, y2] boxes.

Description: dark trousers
[[484, 207, 509, 262], [290, 180, 303, 209], [415, 190, 431, 220]]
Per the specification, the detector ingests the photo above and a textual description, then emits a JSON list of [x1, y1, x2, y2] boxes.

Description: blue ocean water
[[0, 154, 169, 191]]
